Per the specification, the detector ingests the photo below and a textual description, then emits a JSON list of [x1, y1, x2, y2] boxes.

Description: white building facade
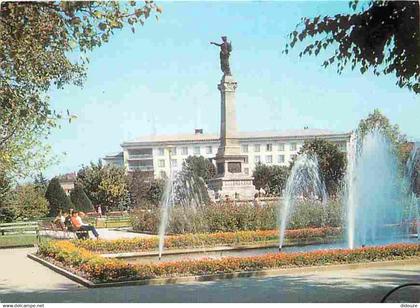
[[104, 128, 351, 179]]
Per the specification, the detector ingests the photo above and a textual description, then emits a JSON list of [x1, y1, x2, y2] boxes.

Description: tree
[[285, 1, 419, 93], [182, 156, 216, 182], [76, 161, 129, 211], [70, 184, 94, 213], [174, 156, 216, 205], [45, 177, 72, 217], [33, 173, 49, 194], [297, 139, 346, 197], [9, 184, 49, 220], [0, 172, 15, 222], [253, 164, 290, 196], [127, 170, 164, 207], [357, 109, 409, 162], [0, 1, 161, 178]]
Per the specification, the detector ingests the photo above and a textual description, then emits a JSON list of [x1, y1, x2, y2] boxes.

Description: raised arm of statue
[[210, 42, 222, 47]]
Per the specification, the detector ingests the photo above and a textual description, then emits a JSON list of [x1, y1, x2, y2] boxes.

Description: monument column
[[217, 75, 240, 157], [208, 36, 257, 200]]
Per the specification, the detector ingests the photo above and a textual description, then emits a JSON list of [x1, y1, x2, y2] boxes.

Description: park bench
[[37, 220, 89, 240], [0, 221, 39, 236], [104, 215, 131, 228]]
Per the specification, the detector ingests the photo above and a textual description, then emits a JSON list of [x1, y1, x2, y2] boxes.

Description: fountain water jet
[[345, 130, 406, 249], [278, 153, 327, 250]]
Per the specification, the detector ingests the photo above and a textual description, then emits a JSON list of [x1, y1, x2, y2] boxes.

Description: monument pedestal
[[208, 74, 257, 201]]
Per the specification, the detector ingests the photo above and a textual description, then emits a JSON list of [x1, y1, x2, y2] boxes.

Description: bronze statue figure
[[210, 36, 232, 76]]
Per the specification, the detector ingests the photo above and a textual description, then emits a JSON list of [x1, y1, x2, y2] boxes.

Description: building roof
[[103, 152, 124, 159], [122, 128, 350, 146], [58, 172, 77, 182]]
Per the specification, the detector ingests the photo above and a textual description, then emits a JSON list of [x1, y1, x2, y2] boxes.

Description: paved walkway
[[0, 248, 419, 303], [39, 228, 154, 240]]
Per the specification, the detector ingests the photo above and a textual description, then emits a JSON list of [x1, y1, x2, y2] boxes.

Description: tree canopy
[[253, 164, 290, 196], [285, 1, 419, 93], [70, 184, 94, 213], [357, 109, 409, 162], [76, 161, 130, 211], [0, 1, 160, 178], [297, 139, 346, 197], [45, 177, 72, 216]]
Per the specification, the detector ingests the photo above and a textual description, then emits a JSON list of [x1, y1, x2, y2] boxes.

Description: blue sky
[[46, 1, 420, 178]]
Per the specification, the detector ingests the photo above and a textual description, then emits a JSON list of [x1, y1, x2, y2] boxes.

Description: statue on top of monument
[[210, 36, 232, 76]]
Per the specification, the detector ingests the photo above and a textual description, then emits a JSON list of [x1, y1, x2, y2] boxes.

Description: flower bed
[[37, 240, 420, 284], [73, 227, 342, 253]]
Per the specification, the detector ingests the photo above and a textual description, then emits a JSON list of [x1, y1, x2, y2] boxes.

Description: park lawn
[[0, 234, 37, 248]]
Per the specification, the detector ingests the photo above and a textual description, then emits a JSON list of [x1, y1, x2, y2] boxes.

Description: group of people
[[54, 209, 100, 239]]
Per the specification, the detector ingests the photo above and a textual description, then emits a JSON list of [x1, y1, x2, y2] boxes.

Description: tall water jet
[[345, 129, 406, 249], [278, 153, 327, 250], [406, 142, 419, 238], [158, 166, 175, 260]]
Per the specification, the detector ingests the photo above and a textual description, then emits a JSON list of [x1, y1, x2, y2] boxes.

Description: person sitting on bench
[[70, 211, 100, 239]]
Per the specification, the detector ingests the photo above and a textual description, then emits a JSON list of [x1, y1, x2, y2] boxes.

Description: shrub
[[45, 177, 72, 217], [130, 200, 343, 234], [70, 184, 94, 212], [9, 184, 49, 220]]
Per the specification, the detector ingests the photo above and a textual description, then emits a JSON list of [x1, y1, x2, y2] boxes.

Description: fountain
[[406, 142, 419, 238], [278, 153, 327, 250], [345, 129, 408, 249]]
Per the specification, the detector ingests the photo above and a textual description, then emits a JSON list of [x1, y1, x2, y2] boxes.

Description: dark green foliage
[[357, 109, 409, 163], [131, 200, 343, 234], [174, 156, 216, 205], [253, 164, 290, 196], [33, 173, 49, 194], [70, 184, 93, 213], [45, 177, 72, 217], [127, 170, 164, 207], [297, 139, 346, 197], [285, 1, 419, 93], [76, 161, 129, 211], [182, 156, 216, 181]]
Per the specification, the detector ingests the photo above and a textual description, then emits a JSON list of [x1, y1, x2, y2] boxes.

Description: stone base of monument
[[208, 174, 257, 201]]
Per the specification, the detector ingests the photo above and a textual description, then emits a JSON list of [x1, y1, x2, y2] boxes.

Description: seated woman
[[53, 210, 66, 231], [70, 211, 100, 239]]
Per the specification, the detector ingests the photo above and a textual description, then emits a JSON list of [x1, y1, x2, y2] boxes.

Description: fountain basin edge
[[27, 252, 420, 289]]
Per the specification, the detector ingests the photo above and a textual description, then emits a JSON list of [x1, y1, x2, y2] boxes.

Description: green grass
[[0, 234, 37, 248]]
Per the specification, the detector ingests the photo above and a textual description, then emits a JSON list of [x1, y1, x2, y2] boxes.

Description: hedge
[[73, 227, 342, 253], [37, 240, 420, 283]]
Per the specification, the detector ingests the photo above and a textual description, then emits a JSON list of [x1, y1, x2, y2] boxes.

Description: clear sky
[[45, 0, 420, 178]]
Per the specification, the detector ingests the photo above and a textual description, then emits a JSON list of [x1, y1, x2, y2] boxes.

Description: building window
[[291, 154, 297, 160], [206, 146, 212, 154], [254, 144, 260, 152], [169, 147, 176, 155], [193, 146, 200, 155], [266, 144, 272, 151], [244, 168, 249, 175], [254, 155, 261, 163], [241, 144, 248, 153], [278, 155, 285, 163], [182, 147, 188, 155], [158, 159, 165, 168], [266, 155, 273, 164], [160, 171, 167, 178], [278, 143, 285, 151], [171, 159, 177, 168], [158, 148, 165, 156], [290, 143, 297, 151], [244, 156, 249, 164]]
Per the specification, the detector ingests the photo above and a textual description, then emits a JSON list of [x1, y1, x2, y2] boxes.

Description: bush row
[[38, 240, 420, 283], [72, 227, 342, 253], [130, 200, 343, 234]]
